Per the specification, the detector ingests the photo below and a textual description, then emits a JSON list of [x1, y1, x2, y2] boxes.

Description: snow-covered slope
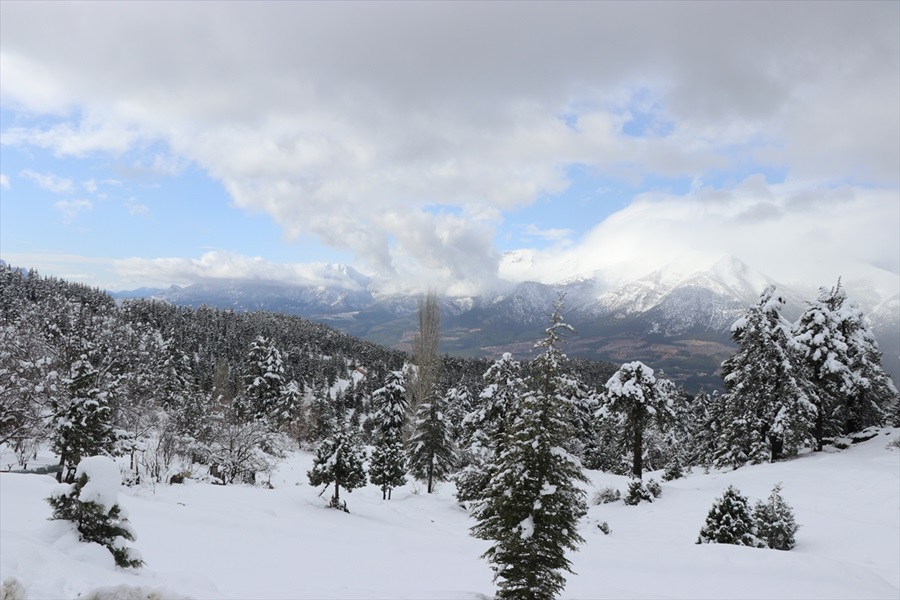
[[2, 430, 899, 599]]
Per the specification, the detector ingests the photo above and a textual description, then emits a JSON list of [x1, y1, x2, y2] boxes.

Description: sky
[[1, 1, 898, 297]]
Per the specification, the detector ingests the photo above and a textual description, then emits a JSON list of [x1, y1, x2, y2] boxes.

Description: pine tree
[[307, 415, 367, 511], [754, 483, 799, 550], [47, 456, 143, 568], [718, 286, 816, 467], [369, 434, 407, 500], [697, 485, 762, 547], [50, 345, 118, 483], [369, 370, 410, 499], [408, 386, 455, 493], [455, 352, 524, 505], [470, 299, 588, 600], [237, 336, 295, 425], [601, 360, 677, 480], [793, 280, 897, 446]]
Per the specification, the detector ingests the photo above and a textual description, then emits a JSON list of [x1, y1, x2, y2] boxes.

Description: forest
[[1, 264, 897, 599]]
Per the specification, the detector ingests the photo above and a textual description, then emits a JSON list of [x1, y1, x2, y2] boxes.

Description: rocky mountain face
[[113, 257, 900, 393]]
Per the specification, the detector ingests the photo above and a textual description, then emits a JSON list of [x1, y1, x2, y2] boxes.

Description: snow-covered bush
[[623, 479, 660, 505], [591, 485, 621, 505], [79, 584, 194, 600], [597, 521, 612, 535], [696, 485, 762, 547], [1, 577, 28, 600], [754, 483, 799, 550], [662, 453, 685, 481], [46, 456, 143, 569]]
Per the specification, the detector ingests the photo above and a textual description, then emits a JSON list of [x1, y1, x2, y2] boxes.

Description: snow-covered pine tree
[[369, 370, 409, 499], [408, 385, 455, 493], [237, 336, 296, 426], [307, 414, 367, 511], [601, 360, 677, 480], [470, 298, 588, 600], [718, 286, 816, 467], [455, 352, 525, 505], [50, 344, 118, 483], [793, 280, 897, 447], [47, 455, 143, 568], [369, 434, 407, 500], [754, 483, 799, 550], [697, 485, 762, 547]]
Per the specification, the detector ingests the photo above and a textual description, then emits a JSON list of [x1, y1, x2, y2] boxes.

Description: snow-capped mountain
[[114, 256, 899, 392]]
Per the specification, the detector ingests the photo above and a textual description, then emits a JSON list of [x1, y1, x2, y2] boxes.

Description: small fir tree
[[754, 483, 799, 550], [307, 416, 367, 511], [47, 456, 143, 568], [369, 433, 407, 500], [50, 348, 118, 483], [697, 485, 762, 547], [408, 386, 456, 493]]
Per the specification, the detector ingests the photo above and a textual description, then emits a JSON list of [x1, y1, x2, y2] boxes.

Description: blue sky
[[1, 2, 898, 297]]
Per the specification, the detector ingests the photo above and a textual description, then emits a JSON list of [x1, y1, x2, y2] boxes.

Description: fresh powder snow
[[2, 430, 899, 599]]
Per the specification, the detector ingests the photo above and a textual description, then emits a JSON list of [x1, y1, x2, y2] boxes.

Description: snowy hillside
[[2, 431, 899, 600]]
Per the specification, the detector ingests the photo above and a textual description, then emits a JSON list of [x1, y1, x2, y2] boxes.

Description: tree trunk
[[632, 426, 643, 480]]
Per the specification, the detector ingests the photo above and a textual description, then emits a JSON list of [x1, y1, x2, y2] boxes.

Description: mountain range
[[111, 255, 900, 393]]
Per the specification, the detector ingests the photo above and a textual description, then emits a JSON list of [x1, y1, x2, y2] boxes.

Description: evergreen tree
[[455, 352, 524, 505], [369, 370, 409, 499], [237, 336, 296, 425], [307, 415, 367, 511], [601, 360, 677, 480], [50, 345, 118, 483], [754, 483, 799, 551], [369, 434, 407, 499], [718, 286, 816, 467], [408, 386, 455, 493], [697, 485, 762, 547], [470, 299, 588, 600], [47, 456, 143, 568], [793, 280, 897, 447]]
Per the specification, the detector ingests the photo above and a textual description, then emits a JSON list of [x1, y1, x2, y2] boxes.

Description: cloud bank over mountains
[[1, 2, 897, 295]]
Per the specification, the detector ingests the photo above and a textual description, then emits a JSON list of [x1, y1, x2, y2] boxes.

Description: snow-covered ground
[[2, 430, 898, 600]]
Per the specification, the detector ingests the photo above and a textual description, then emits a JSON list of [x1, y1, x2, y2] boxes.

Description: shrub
[[754, 483, 799, 550], [623, 479, 655, 505], [47, 456, 143, 569], [645, 478, 662, 498], [697, 485, 762, 547], [597, 521, 612, 535], [662, 454, 685, 481], [592, 486, 622, 505]]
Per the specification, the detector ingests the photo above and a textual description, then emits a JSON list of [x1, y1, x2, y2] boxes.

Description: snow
[[71, 456, 123, 509], [3, 430, 899, 599]]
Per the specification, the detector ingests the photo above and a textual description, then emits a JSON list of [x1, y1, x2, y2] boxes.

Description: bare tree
[[409, 290, 441, 436]]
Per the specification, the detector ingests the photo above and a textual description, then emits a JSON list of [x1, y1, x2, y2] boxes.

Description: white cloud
[[0, 173, 9, 189], [500, 177, 900, 295], [20, 169, 74, 194], [54, 198, 92, 222], [1, 2, 897, 293], [125, 198, 150, 218]]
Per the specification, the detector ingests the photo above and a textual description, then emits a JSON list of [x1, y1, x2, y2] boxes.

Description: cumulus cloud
[[53, 199, 93, 222], [20, 169, 74, 194], [1, 2, 898, 293]]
